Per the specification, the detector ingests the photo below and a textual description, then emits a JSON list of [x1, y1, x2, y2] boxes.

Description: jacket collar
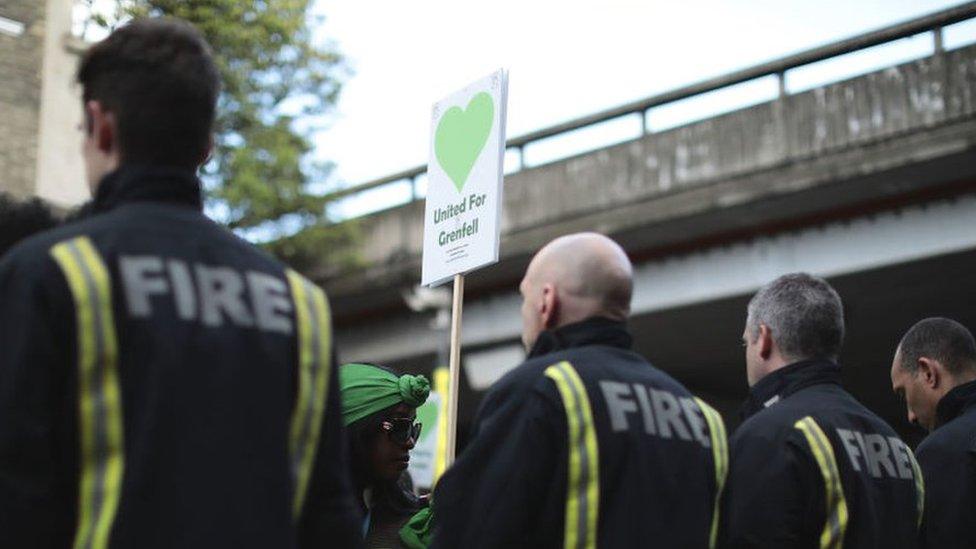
[[936, 379, 976, 428], [527, 316, 633, 359], [92, 164, 203, 214], [740, 359, 842, 421]]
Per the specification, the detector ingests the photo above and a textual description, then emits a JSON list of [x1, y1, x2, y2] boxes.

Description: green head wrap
[[339, 363, 430, 426]]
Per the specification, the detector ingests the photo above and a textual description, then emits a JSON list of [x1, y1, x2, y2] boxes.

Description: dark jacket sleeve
[[431, 379, 563, 549], [916, 437, 976, 549], [296, 346, 362, 548], [722, 426, 822, 548], [0, 252, 76, 546]]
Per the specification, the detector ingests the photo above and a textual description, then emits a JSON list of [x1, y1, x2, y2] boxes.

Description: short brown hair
[[77, 18, 220, 169]]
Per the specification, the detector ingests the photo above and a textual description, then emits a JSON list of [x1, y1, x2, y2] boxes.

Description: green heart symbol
[[435, 92, 494, 193], [415, 398, 439, 443]]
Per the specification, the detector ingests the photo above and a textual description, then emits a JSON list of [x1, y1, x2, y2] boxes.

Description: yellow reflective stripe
[[432, 366, 450, 485], [795, 416, 848, 549], [695, 397, 728, 549], [906, 444, 925, 529], [51, 236, 124, 549], [544, 361, 599, 549], [286, 270, 312, 514], [50, 242, 96, 548], [286, 270, 332, 519], [305, 278, 333, 500]]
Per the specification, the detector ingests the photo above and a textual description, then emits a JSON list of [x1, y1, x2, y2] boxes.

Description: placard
[[421, 69, 509, 287]]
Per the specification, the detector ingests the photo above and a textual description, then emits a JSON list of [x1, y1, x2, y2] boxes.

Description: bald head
[[519, 233, 633, 349]]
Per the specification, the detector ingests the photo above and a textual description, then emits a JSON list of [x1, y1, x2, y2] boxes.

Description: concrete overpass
[[318, 4, 976, 444]]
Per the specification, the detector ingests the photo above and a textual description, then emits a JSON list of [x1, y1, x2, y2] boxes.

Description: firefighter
[[723, 273, 923, 547], [891, 317, 976, 548], [431, 232, 728, 548], [0, 19, 359, 548]]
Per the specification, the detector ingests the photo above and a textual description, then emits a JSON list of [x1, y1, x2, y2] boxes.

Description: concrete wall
[[324, 45, 976, 302], [507, 48, 971, 230]]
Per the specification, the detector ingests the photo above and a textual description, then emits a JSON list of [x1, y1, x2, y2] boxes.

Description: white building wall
[[34, 0, 87, 208]]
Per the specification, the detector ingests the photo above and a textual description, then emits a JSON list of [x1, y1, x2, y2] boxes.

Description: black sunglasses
[[381, 418, 422, 445]]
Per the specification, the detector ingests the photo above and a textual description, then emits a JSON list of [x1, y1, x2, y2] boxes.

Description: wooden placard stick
[[444, 273, 465, 466]]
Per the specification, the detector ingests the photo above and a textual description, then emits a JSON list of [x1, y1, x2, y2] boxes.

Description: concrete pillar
[[35, 0, 88, 207]]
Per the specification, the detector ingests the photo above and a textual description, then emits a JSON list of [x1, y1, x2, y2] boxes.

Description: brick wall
[[0, 0, 45, 199]]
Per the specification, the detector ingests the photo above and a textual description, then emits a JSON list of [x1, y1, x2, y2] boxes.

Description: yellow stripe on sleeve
[[545, 361, 599, 549], [695, 397, 728, 549], [795, 416, 848, 549], [51, 236, 124, 549], [285, 270, 333, 519]]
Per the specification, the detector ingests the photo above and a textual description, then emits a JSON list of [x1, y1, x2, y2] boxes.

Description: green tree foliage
[[87, 0, 359, 274]]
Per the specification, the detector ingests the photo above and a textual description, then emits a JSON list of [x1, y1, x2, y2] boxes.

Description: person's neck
[[352, 470, 372, 502], [953, 371, 976, 386], [529, 316, 631, 358], [741, 358, 840, 420], [554, 309, 624, 331], [935, 374, 976, 427], [354, 479, 379, 512], [942, 372, 976, 400], [753, 356, 792, 386]]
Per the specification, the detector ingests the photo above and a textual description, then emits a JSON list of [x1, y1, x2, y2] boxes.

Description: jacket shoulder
[[736, 395, 810, 439], [736, 385, 899, 449], [919, 410, 976, 458], [481, 349, 596, 414], [496, 346, 625, 389], [66, 207, 285, 271], [490, 353, 560, 395], [0, 218, 95, 274]]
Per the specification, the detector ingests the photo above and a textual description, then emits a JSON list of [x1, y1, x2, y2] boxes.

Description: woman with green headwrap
[[340, 363, 430, 548]]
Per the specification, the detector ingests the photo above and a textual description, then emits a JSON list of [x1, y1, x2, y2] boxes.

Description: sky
[[310, 0, 975, 215], [71, 1, 976, 220]]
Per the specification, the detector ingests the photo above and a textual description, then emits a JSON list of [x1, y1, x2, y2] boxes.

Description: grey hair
[[897, 317, 976, 375], [746, 272, 845, 362]]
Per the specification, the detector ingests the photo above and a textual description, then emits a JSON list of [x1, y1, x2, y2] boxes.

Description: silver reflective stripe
[[68, 241, 109, 549]]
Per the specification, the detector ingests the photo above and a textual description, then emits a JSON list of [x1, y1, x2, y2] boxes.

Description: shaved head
[[519, 232, 633, 349]]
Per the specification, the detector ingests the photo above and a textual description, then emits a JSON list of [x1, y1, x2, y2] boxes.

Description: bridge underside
[[341, 191, 976, 446]]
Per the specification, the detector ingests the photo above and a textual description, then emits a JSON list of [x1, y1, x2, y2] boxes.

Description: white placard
[[421, 69, 509, 287]]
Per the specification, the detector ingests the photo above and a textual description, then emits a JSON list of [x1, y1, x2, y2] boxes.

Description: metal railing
[[325, 2, 976, 212]]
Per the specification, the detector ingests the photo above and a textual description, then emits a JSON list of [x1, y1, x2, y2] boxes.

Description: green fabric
[[339, 363, 430, 426], [399, 505, 433, 549]]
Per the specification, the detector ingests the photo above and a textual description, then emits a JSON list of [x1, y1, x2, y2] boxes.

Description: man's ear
[[86, 100, 116, 154], [199, 134, 215, 166], [917, 357, 941, 390], [758, 324, 774, 360], [540, 283, 559, 330]]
